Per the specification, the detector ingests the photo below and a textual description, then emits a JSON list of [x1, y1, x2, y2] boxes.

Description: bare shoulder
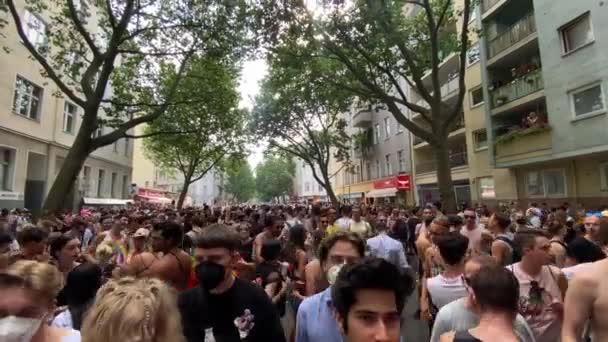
[[439, 331, 455, 342]]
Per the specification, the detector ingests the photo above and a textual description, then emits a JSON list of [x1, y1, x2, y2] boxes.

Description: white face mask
[[0, 316, 43, 342], [326, 262, 346, 286]]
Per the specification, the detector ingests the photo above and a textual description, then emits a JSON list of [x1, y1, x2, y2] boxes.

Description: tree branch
[[124, 129, 199, 139], [5, 0, 86, 107], [104, 0, 117, 29], [67, 0, 101, 59], [447, 0, 471, 125]]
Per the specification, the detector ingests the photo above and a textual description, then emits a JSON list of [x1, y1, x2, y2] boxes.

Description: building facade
[[0, 1, 133, 213], [479, 0, 608, 207], [333, 106, 415, 206], [190, 169, 226, 206], [293, 158, 327, 203]]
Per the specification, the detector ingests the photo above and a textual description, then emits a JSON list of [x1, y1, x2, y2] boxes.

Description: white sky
[[238, 59, 268, 169]]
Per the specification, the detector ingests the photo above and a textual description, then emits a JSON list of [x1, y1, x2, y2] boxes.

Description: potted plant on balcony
[[353, 129, 373, 156]]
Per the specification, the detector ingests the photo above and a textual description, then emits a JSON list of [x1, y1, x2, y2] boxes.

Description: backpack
[[495, 235, 521, 263]]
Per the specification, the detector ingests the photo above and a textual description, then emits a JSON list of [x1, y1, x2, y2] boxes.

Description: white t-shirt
[[52, 310, 73, 329], [426, 274, 468, 309]]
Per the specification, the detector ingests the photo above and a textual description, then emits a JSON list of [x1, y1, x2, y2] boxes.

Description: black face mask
[[195, 261, 226, 292]]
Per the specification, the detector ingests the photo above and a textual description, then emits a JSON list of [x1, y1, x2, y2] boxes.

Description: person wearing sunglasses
[[509, 229, 568, 342], [460, 208, 482, 256]]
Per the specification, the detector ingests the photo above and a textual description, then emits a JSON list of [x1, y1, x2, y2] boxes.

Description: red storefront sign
[[373, 174, 411, 191]]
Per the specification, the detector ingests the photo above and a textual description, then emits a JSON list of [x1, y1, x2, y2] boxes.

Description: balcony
[[352, 109, 372, 128], [440, 75, 460, 98], [488, 12, 536, 59], [495, 126, 552, 166], [482, 0, 503, 14], [415, 152, 468, 174], [490, 68, 543, 109]]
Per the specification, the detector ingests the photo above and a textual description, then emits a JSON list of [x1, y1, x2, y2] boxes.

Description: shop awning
[[366, 188, 398, 198], [340, 192, 363, 199], [83, 198, 133, 206], [136, 194, 173, 204]]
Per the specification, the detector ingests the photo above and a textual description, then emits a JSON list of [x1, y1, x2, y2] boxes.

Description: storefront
[[416, 179, 471, 206], [366, 174, 411, 207], [134, 188, 173, 205]]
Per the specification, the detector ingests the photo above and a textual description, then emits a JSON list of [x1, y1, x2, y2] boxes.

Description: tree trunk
[[42, 127, 93, 215], [320, 171, 340, 208], [176, 178, 191, 210], [433, 142, 457, 214]]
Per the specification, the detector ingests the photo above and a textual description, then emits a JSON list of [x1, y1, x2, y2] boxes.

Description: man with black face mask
[[178, 224, 285, 342]]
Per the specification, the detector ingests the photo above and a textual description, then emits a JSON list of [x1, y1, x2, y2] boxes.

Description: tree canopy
[[224, 158, 256, 203], [0, 0, 260, 213], [143, 56, 247, 209], [255, 154, 295, 202], [260, 0, 474, 211]]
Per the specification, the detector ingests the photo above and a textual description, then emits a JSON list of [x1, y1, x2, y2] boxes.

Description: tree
[[255, 154, 295, 203], [252, 48, 352, 207], [0, 0, 255, 213], [143, 56, 246, 209], [263, 0, 474, 212], [224, 158, 256, 203]]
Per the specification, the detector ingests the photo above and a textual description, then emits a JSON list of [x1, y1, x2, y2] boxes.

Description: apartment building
[[333, 108, 415, 207], [479, 0, 608, 206], [0, 2, 133, 213], [293, 158, 327, 203]]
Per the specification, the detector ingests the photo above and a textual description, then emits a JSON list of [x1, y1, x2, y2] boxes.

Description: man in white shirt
[[460, 208, 482, 254], [366, 221, 408, 272], [335, 206, 352, 233], [349, 208, 371, 238]]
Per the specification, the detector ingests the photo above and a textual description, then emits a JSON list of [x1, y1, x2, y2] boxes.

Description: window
[[13, 76, 43, 120], [305, 182, 310, 192], [23, 10, 48, 52], [383, 117, 391, 138], [122, 175, 128, 198], [366, 161, 371, 181], [124, 138, 129, 155], [526, 169, 566, 197], [110, 172, 117, 198], [466, 44, 480, 66], [355, 165, 360, 183], [82, 166, 91, 195], [470, 87, 484, 107], [570, 83, 605, 117], [375, 160, 381, 179], [601, 162, 608, 191], [398, 150, 406, 172], [560, 13, 593, 54], [92, 125, 103, 138], [385, 154, 392, 176], [373, 124, 380, 144], [473, 129, 488, 150], [479, 177, 495, 199], [97, 169, 105, 197], [63, 101, 77, 134], [0, 148, 16, 191]]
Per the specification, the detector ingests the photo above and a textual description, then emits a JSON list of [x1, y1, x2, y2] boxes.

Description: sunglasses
[[586, 212, 602, 217], [321, 221, 328, 224], [464, 215, 476, 219]]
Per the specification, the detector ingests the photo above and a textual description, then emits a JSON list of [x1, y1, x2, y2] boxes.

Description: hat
[[133, 228, 150, 238]]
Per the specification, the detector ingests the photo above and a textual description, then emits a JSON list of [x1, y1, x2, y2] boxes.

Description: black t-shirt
[[178, 278, 286, 342]]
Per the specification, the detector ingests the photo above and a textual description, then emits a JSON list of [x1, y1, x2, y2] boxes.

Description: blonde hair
[[81, 277, 185, 342], [6, 260, 63, 303]]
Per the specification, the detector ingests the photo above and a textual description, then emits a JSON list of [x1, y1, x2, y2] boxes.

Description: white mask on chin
[[326, 262, 346, 286], [0, 315, 44, 342]]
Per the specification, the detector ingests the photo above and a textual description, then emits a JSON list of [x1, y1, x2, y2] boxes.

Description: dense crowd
[[0, 201, 607, 342]]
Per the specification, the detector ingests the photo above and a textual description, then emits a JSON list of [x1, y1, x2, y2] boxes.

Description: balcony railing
[[482, 0, 502, 13], [415, 152, 468, 174], [490, 69, 543, 108], [488, 13, 536, 59], [440, 75, 460, 98]]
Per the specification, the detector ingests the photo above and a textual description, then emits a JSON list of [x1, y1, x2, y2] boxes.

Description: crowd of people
[[0, 201, 607, 342]]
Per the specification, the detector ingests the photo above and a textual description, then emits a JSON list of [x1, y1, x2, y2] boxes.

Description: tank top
[[426, 274, 468, 309]]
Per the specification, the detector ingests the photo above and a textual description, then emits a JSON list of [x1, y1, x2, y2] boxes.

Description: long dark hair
[[65, 262, 103, 330], [283, 224, 306, 266]]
